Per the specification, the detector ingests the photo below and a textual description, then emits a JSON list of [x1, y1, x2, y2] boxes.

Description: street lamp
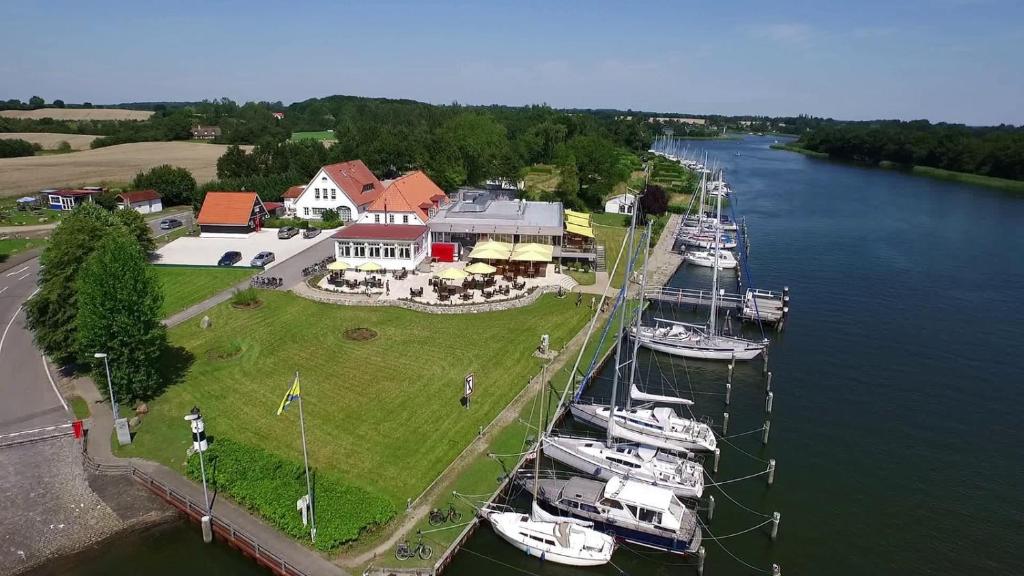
[[184, 406, 211, 516], [93, 352, 118, 421]]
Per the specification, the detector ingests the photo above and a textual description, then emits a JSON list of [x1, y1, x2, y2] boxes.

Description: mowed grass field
[[591, 212, 646, 288], [116, 292, 591, 506], [153, 265, 255, 317], [0, 141, 252, 197], [0, 108, 153, 121], [0, 133, 99, 150], [290, 131, 337, 142]]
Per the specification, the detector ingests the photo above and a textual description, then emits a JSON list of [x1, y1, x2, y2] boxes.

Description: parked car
[[302, 227, 321, 239], [217, 251, 242, 266], [159, 218, 183, 230], [250, 251, 275, 267], [277, 226, 299, 239]]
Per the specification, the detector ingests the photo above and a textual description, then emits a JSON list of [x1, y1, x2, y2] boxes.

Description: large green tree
[[26, 204, 117, 364], [132, 164, 197, 207], [113, 208, 157, 254], [76, 228, 166, 401]]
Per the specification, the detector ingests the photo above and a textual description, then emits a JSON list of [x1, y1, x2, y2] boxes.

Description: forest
[[794, 121, 1024, 181]]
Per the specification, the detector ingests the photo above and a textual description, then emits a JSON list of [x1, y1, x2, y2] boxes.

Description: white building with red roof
[[332, 223, 430, 271], [282, 185, 304, 216], [359, 170, 449, 226], [292, 160, 385, 222], [116, 189, 163, 214]]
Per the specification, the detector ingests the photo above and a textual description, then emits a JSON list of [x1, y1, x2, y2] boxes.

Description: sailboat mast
[[606, 192, 640, 447], [533, 363, 545, 501], [625, 224, 653, 411], [709, 187, 723, 337]]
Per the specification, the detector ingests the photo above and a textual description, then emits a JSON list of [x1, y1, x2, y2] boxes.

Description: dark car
[[217, 251, 242, 266], [277, 226, 299, 239], [250, 251, 275, 267], [302, 227, 321, 239], [159, 218, 183, 230]]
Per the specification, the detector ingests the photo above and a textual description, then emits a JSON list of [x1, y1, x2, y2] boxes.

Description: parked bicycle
[[250, 276, 283, 288], [395, 530, 432, 560], [428, 502, 463, 526], [302, 257, 336, 277]]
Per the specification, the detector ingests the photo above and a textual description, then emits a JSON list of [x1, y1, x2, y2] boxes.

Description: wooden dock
[[644, 286, 790, 327]]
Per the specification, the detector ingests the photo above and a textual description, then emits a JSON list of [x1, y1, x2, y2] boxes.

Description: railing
[[0, 422, 73, 448], [130, 466, 310, 576]]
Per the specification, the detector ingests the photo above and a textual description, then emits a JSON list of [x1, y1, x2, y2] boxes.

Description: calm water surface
[[41, 137, 1024, 575]]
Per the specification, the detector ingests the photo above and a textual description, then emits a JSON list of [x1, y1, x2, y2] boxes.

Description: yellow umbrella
[[511, 243, 554, 262], [465, 262, 497, 275], [358, 262, 383, 272], [327, 260, 351, 271], [468, 241, 512, 260], [438, 267, 469, 280]]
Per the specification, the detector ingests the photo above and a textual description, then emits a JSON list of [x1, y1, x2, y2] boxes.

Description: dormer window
[[361, 183, 375, 193]]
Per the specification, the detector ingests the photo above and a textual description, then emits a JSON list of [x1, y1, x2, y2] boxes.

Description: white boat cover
[[532, 500, 594, 527], [630, 383, 693, 405]]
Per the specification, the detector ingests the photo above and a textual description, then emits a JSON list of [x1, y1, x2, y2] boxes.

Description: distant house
[[282, 185, 304, 216], [292, 160, 385, 223], [604, 193, 636, 215], [263, 201, 285, 217], [191, 126, 222, 140], [359, 171, 449, 226], [196, 191, 269, 237], [333, 224, 430, 271], [116, 190, 162, 214], [272, 112, 285, 120], [44, 188, 100, 211]]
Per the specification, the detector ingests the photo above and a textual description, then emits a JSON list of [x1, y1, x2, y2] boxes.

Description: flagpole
[[295, 371, 316, 543]]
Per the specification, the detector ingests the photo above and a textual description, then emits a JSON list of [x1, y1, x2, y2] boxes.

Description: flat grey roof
[[428, 191, 563, 235]]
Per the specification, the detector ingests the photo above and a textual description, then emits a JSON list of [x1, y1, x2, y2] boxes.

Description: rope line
[[700, 517, 774, 541], [697, 515, 773, 574], [704, 468, 768, 486]]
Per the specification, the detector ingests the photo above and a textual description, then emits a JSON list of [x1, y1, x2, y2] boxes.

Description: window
[[383, 244, 396, 259], [388, 214, 395, 224], [600, 498, 624, 510], [402, 214, 409, 224], [374, 214, 380, 223], [315, 188, 320, 199], [353, 244, 366, 257], [321, 176, 327, 182], [304, 207, 310, 216], [339, 243, 351, 257], [339, 206, 352, 221], [369, 244, 381, 258], [331, 188, 336, 200], [361, 183, 374, 192], [625, 505, 640, 519], [398, 246, 411, 259], [312, 207, 325, 216], [638, 508, 662, 525]]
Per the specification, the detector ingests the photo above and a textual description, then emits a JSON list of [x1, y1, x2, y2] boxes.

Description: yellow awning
[[565, 213, 591, 227], [438, 267, 469, 280], [510, 243, 553, 262], [565, 222, 594, 238], [564, 209, 591, 222]]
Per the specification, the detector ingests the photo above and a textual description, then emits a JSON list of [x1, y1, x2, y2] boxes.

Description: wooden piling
[[762, 420, 771, 445], [766, 371, 772, 391], [725, 382, 732, 405], [713, 447, 720, 473], [698, 546, 706, 575], [722, 412, 729, 435], [771, 512, 781, 540], [772, 563, 781, 576], [707, 494, 715, 522], [766, 391, 774, 414], [767, 458, 776, 486]]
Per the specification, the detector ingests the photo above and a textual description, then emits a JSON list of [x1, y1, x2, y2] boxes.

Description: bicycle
[[395, 530, 432, 560], [428, 502, 463, 526]]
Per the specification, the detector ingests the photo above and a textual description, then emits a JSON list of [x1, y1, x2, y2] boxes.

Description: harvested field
[[0, 132, 99, 150], [0, 108, 153, 121], [0, 141, 251, 197]]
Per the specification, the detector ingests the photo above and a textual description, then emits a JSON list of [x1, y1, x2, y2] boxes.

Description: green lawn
[[290, 131, 338, 142], [0, 237, 47, 261], [523, 164, 561, 198], [0, 201, 62, 226], [153, 265, 256, 317], [115, 292, 592, 512], [70, 396, 91, 420]]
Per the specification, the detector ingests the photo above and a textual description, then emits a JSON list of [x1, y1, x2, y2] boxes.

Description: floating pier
[[644, 285, 790, 327]]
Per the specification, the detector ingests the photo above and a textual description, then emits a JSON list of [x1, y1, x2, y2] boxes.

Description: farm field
[[114, 292, 591, 515], [290, 130, 337, 142], [0, 108, 153, 121], [152, 265, 256, 317], [0, 141, 251, 197], [0, 133, 99, 150]]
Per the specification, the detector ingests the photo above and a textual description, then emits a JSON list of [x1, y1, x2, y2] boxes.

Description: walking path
[[74, 377, 347, 576], [645, 213, 683, 288]]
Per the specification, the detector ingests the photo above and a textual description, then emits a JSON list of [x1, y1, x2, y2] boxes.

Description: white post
[[296, 372, 317, 543], [766, 391, 774, 414], [762, 420, 771, 445], [725, 382, 732, 405], [722, 412, 729, 435], [698, 545, 706, 575], [707, 494, 715, 522], [772, 563, 782, 576], [768, 458, 776, 486], [771, 512, 781, 540], [713, 447, 720, 473]]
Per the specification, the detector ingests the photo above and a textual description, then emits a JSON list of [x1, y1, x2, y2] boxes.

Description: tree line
[[794, 121, 1024, 181]]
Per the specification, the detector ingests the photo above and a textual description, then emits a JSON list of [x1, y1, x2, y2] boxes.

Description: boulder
[[135, 402, 149, 415]]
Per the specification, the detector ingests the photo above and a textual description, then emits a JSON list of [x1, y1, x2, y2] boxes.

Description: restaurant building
[[332, 223, 430, 271]]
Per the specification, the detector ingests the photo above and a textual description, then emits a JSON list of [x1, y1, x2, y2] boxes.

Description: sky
[[2, 0, 1022, 125]]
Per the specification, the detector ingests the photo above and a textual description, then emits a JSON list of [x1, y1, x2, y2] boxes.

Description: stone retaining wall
[[293, 281, 562, 314]]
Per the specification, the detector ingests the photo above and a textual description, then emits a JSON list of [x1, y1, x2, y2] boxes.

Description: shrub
[[0, 138, 36, 158], [187, 438, 395, 551], [56, 140, 72, 153], [231, 287, 260, 306], [321, 208, 339, 225]]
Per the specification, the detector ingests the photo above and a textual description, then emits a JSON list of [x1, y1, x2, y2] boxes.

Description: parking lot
[[153, 228, 337, 268]]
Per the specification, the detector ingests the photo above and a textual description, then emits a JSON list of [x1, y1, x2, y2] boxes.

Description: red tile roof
[[332, 223, 428, 241], [51, 189, 100, 197], [366, 171, 448, 221], [283, 185, 304, 199], [197, 192, 263, 226], [319, 160, 384, 207], [117, 190, 161, 203]]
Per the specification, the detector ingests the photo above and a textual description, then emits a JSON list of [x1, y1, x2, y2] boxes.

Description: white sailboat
[[636, 185, 768, 362], [488, 366, 616, 566], [684, 248, 737, 269]]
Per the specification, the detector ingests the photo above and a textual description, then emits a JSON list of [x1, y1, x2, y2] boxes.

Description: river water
[[37, 136, 1024, 575]]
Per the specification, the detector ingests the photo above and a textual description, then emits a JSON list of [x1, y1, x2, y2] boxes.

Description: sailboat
[[684, 248, 737, 269], [571, 210, 718, 454], [635, 183, 768, 361], [487, 366, 616, 566]]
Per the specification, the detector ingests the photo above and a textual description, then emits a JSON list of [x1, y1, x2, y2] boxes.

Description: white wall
[[293, 168, 360, 221], [119, 198, 163, 214], [334, 235, 429, 271], [604, 196, 635, 214], [358, 210, 424, 226]]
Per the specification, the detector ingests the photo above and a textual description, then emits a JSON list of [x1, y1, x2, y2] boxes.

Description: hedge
[[187, 437, 395, 551]]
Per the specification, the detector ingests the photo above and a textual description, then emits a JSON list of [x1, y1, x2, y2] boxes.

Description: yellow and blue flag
[[276, 376, 301, 415]]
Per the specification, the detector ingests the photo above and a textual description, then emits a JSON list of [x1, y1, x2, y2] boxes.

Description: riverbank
[[770, 143, 1024, 193]]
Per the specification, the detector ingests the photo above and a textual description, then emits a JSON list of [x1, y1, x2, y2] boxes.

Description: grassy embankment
[[114, 292, 591, 548], [649, 155, 697, 208], [290, 131, 338, 142], [152, 265, 256, 317], [771, 144, 1024, 193], [0, 237, 47, 262]]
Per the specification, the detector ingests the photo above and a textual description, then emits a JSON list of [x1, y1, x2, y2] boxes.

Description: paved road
[[149, 209, 194, 237], [0, 259, 69, 436]]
